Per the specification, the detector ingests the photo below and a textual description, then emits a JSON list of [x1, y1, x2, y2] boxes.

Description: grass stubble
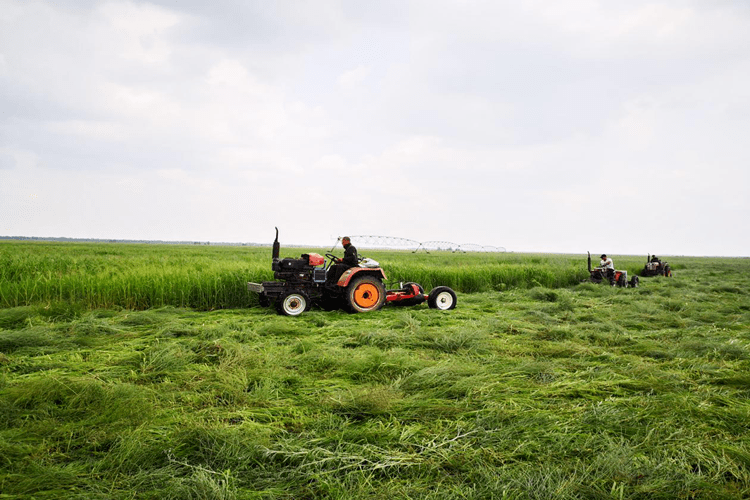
[[0, 242, 749, 498]]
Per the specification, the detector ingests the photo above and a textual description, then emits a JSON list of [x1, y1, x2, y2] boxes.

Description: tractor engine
[[272, 254, 326, 284], [270, 227, 326, 284]]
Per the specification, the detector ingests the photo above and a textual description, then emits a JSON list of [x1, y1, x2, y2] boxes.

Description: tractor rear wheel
[[428, 286, 457, 310], [617, 273, 628, 288], [346, 276, 386, 313], [276, 291, 309, 316]]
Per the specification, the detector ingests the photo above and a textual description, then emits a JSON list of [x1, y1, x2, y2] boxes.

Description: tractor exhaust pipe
[[587, 251, 592, 272], [272, 227, 280, 260]]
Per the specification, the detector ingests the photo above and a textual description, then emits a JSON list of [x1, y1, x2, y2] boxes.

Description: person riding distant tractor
[[586, 251, 638, 288], [599, 254, 615, 285], [642, 254, 672, 277], [327, 236, 358, 284]]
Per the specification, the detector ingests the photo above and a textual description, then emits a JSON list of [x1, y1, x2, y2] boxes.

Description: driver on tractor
[[327, 236, 358, 284], [600, 254, 615, 285]]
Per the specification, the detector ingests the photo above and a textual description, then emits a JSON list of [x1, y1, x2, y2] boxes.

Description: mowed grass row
[[0, 241, 611, 310]]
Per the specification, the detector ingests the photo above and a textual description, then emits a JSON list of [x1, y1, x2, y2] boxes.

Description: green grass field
[[1, 241, 749, 499]]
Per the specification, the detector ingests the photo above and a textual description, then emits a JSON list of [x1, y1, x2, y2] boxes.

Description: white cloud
[[45, 120, 129, 142], [0, 0, 749, 255], [338, 65, 371, 89], [96, 1, 180, 63]]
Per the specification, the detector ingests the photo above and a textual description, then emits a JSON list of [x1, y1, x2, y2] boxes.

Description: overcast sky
[[1, 0, 748, 256]]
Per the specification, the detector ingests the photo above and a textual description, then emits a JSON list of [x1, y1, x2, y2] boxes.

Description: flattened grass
[[1, 246, 750, 498]]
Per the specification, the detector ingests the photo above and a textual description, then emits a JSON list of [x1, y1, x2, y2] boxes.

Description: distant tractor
[[247, 228, 458, 316], [641, 254, 673, 277], [587, 252, 639, 288]]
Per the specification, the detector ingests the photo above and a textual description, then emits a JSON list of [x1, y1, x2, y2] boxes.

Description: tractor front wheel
[[276, 291, 309, 316], [346, 276, 386, 313]]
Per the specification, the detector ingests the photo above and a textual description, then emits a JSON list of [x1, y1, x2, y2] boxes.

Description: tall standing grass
[[0, 242, 273, 310], [0, 241, 693, 311]]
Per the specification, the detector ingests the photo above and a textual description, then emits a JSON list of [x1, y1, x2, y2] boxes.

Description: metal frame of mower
[[247, 229, 458, 316], [641, 254, 673, 277], [587, 252, 639, 288]]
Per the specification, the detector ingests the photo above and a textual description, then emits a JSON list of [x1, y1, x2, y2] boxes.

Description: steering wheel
[[325, 253, 340, 264]]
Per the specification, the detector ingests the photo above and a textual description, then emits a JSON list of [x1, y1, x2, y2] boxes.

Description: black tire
[[427, 286, 457, 310], [629, 275, 639, 288], [664, 265, 672, 277], [276, 291, 309, 316], [617, 273, 627, 288], [346, 276, 386, 313]]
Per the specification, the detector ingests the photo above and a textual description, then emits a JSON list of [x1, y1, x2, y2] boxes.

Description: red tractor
[[247, 229, 457, 316], [587, 252, 639, 288]]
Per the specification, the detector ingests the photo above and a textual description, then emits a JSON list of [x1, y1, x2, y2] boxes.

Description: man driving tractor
[[599, 254, 615, 285], [327, 236, 358, 284]]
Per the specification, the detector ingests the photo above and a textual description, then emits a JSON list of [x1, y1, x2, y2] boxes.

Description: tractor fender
[[337, 267, 387, 287]]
